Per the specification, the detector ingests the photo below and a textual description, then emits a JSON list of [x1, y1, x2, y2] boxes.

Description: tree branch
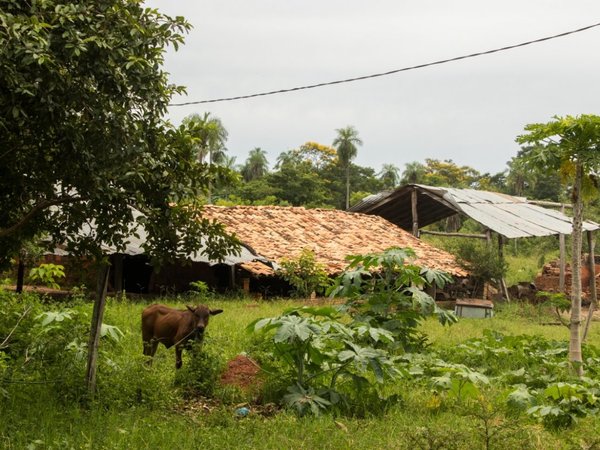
[[0, 196, 85, 238]]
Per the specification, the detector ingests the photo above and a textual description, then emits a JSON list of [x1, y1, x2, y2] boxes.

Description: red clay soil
[[220, 355, 262, 390]]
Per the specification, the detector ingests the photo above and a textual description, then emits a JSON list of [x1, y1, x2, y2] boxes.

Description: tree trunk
[[569, 162, 584, 377], [86, 263, 111, 397], [345, 165, 350, 210]]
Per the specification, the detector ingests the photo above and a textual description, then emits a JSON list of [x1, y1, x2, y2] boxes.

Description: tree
[[378, 163, 401, 190], [294, 141, 337, 170], [333, 126, 363, 210], [241, 147, 269, 182], [517, 114, 600, 376], [182, 112, 229, 165], [0, 0, 238, 393], [400, 161, 426, 185], [422, 159, 480, 188]]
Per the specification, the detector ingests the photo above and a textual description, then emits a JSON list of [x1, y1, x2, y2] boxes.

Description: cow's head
[[186, 305, 223, 339]]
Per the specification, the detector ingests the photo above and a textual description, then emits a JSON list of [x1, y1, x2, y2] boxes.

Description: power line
[[169, 21, 600, 107]]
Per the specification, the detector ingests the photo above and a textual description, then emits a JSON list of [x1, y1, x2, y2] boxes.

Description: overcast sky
[[145, 1, 600, 176]]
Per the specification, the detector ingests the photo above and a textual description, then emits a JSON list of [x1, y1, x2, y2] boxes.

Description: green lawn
[[2, 295, 600, 449]]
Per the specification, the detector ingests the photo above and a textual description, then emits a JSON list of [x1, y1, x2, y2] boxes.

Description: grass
[[3, 294, 600, 449]]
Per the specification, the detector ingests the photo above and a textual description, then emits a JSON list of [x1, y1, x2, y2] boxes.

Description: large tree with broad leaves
[[0, 0, 239, 394]]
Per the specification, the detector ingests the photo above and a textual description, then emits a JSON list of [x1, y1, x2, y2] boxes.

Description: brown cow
[[141, 304, 223, 369]]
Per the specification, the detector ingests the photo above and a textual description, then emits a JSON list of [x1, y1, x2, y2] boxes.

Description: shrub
[[455, 241, 506, 296], [277, 248, 331, 298], [28, 263, 65, 289], [174, 339, 225, 398]]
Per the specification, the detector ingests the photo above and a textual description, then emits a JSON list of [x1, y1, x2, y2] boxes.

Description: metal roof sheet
[[350, 185, 599, 239]]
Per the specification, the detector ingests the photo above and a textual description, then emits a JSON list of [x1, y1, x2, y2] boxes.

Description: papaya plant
[[248, 305, 402, 416], [328, 247, 457, 352]]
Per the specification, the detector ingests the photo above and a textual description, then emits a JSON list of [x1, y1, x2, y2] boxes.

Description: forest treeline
[[186, 112, 569, 212]]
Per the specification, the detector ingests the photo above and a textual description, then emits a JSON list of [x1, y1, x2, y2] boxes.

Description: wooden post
[[113, 254, 123, 293], [498, 234, 510, 302], [16, 258, 24, 294], [230, 265, 236, 289], [559, 204, 566, 293], [86, 262, 110, 397], [583, 230, 597, 342], [411, 189, 419, 237]]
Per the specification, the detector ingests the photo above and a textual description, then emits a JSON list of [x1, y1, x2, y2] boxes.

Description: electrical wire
[[169, 21, 600, 106]]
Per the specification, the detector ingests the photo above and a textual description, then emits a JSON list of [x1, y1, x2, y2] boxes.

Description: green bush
[[277, 248, 331, 298], [173, 339, 225, 399]]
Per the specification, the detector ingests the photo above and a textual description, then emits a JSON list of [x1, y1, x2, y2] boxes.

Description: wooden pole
[[113, 254, 123, 293], [583, 230, 597, 342], [559, 204, 566, 293], [419, 230, 488, 239], [498, 234, 510, 302], [411, 189, 419, 237], [86, 262, 110, 397], [16, 258, 24, 294]]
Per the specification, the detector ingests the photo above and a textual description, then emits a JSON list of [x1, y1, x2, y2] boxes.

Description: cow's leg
[[143, 339, 159, 366], [175, 345, 183, 369]]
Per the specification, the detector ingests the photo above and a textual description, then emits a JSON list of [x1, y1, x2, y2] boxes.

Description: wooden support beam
[[419, 230, 488, 239], [411, 189, 419, 237], [498, 234, 510, 302], [528, 200, 572, 208]]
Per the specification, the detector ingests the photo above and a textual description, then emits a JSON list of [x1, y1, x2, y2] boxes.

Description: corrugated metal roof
[[350, 184, 599, 239]]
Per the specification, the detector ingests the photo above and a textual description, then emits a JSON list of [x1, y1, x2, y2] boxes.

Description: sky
[[145, 1, 600, 176]]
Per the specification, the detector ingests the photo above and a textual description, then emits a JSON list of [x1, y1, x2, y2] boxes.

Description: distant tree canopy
[[0, 0, 238, 268]]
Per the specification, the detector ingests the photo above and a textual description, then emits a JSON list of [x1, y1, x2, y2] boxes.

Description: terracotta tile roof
[[202, 205, 467, 277]]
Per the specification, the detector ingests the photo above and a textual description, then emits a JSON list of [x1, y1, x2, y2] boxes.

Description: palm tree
[[332, 126, 362, 209], [378, 163, 400, 190], [400, 161, 426, 185], [181, 112, 228, 203], [241, 147, 269, 182], [182, 112, 228, 165]]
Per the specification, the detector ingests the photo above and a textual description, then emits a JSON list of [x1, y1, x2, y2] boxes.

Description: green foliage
[[248, 306, 402, 416], [455, 240, 507, 294], [0, 0, 239, 268], [527, 380, 600, 429], [329, 247, 456, 352], [28, 263, 65, 289], [174, 341, 224, 398], [189, 280, 210, 296], [0, 291, 123, 402], [277, 248, 331, 297]]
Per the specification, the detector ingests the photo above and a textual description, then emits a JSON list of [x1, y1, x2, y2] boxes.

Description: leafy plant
[[28, 263, 65, 290], [527, 381, 600, 429], [277, 248, 331, 298], [328, 247, 456, 352], [535, 291, 570, 326], [189, 280, 211, 297], [248, 306, 402, 415], [455, 241, 507, 297], [174, 340, 224, 398]]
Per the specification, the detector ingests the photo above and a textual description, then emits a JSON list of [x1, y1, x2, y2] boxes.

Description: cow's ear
[[186, 305, 195, 313], [210, 309, 223, 316]]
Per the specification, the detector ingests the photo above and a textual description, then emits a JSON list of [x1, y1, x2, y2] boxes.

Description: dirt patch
[[220, 354, 262, 390]]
